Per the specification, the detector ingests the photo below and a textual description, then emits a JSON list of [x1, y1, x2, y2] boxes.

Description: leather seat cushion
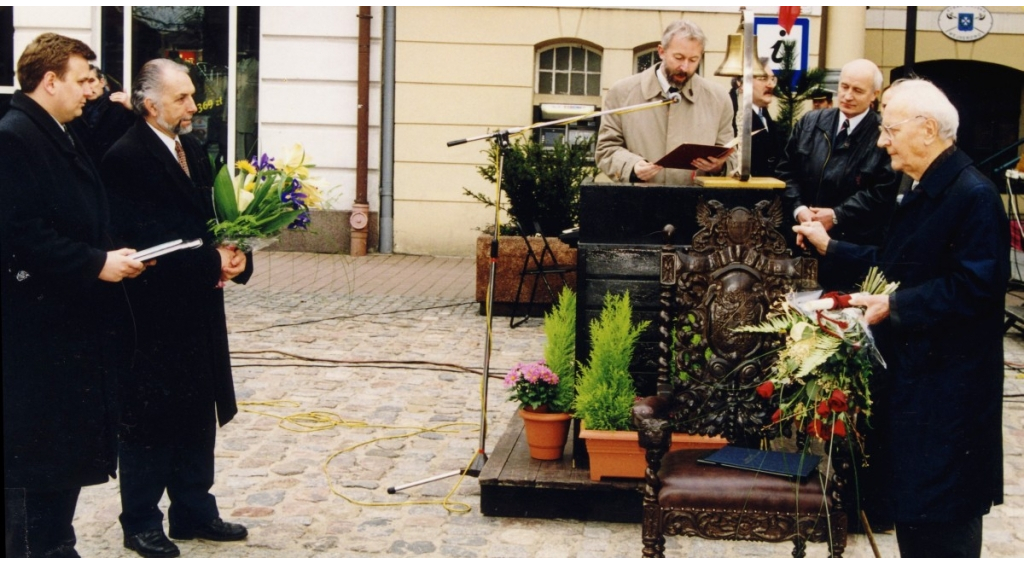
[[658, 449, 829, 514]]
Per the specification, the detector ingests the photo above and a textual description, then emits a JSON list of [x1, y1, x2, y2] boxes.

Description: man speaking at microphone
[[596, 20, 735, 186]]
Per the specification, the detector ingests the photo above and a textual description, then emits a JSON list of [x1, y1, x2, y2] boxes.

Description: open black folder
[[698, 445, 820, 480]]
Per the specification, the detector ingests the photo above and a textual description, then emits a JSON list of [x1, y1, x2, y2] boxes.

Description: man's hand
[[849, 293, 891, 325], [795, 207, 814, 224], [109, 90, 132, 111], [691, 154, 726, 174], [99, 248, 145, 282], [809, 207, 836, 231], [633, 160, 663, 182], [792, 221, 830, 254], [216, 245, 247, 286]]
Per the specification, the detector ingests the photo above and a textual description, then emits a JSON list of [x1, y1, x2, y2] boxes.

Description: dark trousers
[[896, 516, 983, 558], [4, 487, 81, 557], [118, 419, 219, 535]]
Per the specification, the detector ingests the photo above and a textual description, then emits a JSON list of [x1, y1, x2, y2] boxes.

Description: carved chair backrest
[[658, 198, 817, 446]]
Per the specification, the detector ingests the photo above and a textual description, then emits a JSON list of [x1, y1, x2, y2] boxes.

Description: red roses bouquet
[[738, 267, 898, 445]]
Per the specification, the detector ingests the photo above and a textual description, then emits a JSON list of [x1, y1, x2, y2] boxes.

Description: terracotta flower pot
[[578, 421, 728, 480], [518, 408, 572, 460]]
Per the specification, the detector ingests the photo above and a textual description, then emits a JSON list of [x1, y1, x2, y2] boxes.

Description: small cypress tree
[[574, 291, 649, 431], [544, 287, 577, 413]]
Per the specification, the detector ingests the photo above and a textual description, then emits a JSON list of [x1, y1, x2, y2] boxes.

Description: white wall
[[12, 7, 97, 89], [259, 6, 382, 215]]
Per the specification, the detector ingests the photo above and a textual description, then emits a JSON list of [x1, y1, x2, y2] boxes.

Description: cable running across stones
[[237, 400, 481, 513]]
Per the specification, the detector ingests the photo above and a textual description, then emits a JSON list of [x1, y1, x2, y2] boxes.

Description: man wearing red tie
[[101, 58, 251, 558]]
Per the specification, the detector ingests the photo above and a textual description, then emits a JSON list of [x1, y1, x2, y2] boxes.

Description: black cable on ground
[[232, 301, 476, 333]]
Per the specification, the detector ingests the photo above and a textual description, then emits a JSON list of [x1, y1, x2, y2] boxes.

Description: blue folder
[[697, 445, 821, 480]]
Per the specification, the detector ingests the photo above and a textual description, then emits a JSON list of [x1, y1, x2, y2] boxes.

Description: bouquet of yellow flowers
[[736, 267, 899, 444], [209, 144, 323, 251]]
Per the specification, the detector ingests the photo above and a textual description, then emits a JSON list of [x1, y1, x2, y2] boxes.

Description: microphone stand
[[386, 96, 677, 495]]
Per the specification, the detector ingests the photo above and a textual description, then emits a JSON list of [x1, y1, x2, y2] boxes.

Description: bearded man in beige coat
[[596, 20, 735, 186]]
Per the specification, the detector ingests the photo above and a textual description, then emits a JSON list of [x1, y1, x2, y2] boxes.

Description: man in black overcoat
[[68, 64, 135, 166], [777, 58, 897, 290], [1, 33, 145, 558], [101, 58, 251, 558], [796, 79, 1008, 557]]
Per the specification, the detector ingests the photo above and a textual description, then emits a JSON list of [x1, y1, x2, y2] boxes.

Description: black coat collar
[[12, 91, 81, 157]]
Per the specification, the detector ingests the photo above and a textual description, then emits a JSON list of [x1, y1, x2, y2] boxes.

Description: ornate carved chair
[[633, 198, 849, 557]]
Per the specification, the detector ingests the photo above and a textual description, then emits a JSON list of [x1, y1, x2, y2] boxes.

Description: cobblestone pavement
[[71, 253, 1024, 557]]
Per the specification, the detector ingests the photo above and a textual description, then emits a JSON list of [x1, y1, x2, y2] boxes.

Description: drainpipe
[[350, 6, 372, 256], [904, 7, 917, 77], [378, 7, 396, 254]]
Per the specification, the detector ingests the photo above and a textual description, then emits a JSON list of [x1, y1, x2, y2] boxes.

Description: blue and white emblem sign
[[939, 6, 993, 42]]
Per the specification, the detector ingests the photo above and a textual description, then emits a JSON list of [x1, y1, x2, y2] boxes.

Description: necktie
[[174, 139, 191, 178], [835, 119, 850, 149], [758, 108, 768, 132]]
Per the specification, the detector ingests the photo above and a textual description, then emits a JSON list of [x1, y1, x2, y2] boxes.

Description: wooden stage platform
[[479, 416, 643, 523]]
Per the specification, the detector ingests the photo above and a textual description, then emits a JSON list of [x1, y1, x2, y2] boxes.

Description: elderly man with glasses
[[794, 78, 1008, 557]]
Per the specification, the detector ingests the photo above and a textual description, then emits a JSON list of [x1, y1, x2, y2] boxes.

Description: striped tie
[[174, 139, 191, 178]]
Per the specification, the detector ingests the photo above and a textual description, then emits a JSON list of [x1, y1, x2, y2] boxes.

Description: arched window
[[635, 47, 658, 74], [536, 44, 601, 97]]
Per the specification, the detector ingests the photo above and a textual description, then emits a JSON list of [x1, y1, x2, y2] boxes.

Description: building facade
[[2, 6, 1021, 257]]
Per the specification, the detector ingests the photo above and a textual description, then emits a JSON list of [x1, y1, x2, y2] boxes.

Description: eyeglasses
[[754, 75, 778, 85], [878, 115, 925, 139]]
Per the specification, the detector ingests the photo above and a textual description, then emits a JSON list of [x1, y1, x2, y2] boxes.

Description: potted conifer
[[576, 291, 725, 480], [466, 136, 594, 313]]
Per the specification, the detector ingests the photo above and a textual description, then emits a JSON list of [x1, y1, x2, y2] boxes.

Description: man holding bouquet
[[794, 79, 1007, 557], [101, 58, 250, 558]]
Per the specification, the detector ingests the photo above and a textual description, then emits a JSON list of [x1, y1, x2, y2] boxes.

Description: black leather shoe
[[169, 518, 247, 542], [123, 529, 180, 558]]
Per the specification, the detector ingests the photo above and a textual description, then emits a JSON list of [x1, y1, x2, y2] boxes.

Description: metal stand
[[387, 132, 514, 494]]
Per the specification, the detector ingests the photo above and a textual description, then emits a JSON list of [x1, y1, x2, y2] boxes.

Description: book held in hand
[[655, 130, 761, 169], [129, 239, 203, 262], [698, 445, 821, 480]]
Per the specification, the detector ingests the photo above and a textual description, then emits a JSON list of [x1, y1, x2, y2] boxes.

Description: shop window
[[101, 6, 259, 166], [536, 44, 601, 97]]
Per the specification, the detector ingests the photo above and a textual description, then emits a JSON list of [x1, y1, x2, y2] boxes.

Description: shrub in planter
[[465, 135, 596, 236], [574, 291, 649, 431], [544, 287, 576, 412]]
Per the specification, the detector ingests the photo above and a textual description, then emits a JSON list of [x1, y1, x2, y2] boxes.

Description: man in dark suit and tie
[[776, 58, 896, 289], [735, 58, 783, 178], [101, 58, 251, 558]]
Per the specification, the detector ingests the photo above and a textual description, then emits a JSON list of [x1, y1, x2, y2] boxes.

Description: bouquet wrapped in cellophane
[[209, 144, 323, 252], [735, 267, 899, 446]]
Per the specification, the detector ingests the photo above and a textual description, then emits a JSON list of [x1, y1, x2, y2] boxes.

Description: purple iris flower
[[288, 212, 311, 230], [251, 153, 276, 171]]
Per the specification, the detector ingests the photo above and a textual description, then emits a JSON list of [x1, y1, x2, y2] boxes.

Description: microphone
[[667, 87, 682, 103]]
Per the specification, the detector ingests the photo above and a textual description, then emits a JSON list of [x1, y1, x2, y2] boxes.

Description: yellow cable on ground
[[238, 400, 481, 513]]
